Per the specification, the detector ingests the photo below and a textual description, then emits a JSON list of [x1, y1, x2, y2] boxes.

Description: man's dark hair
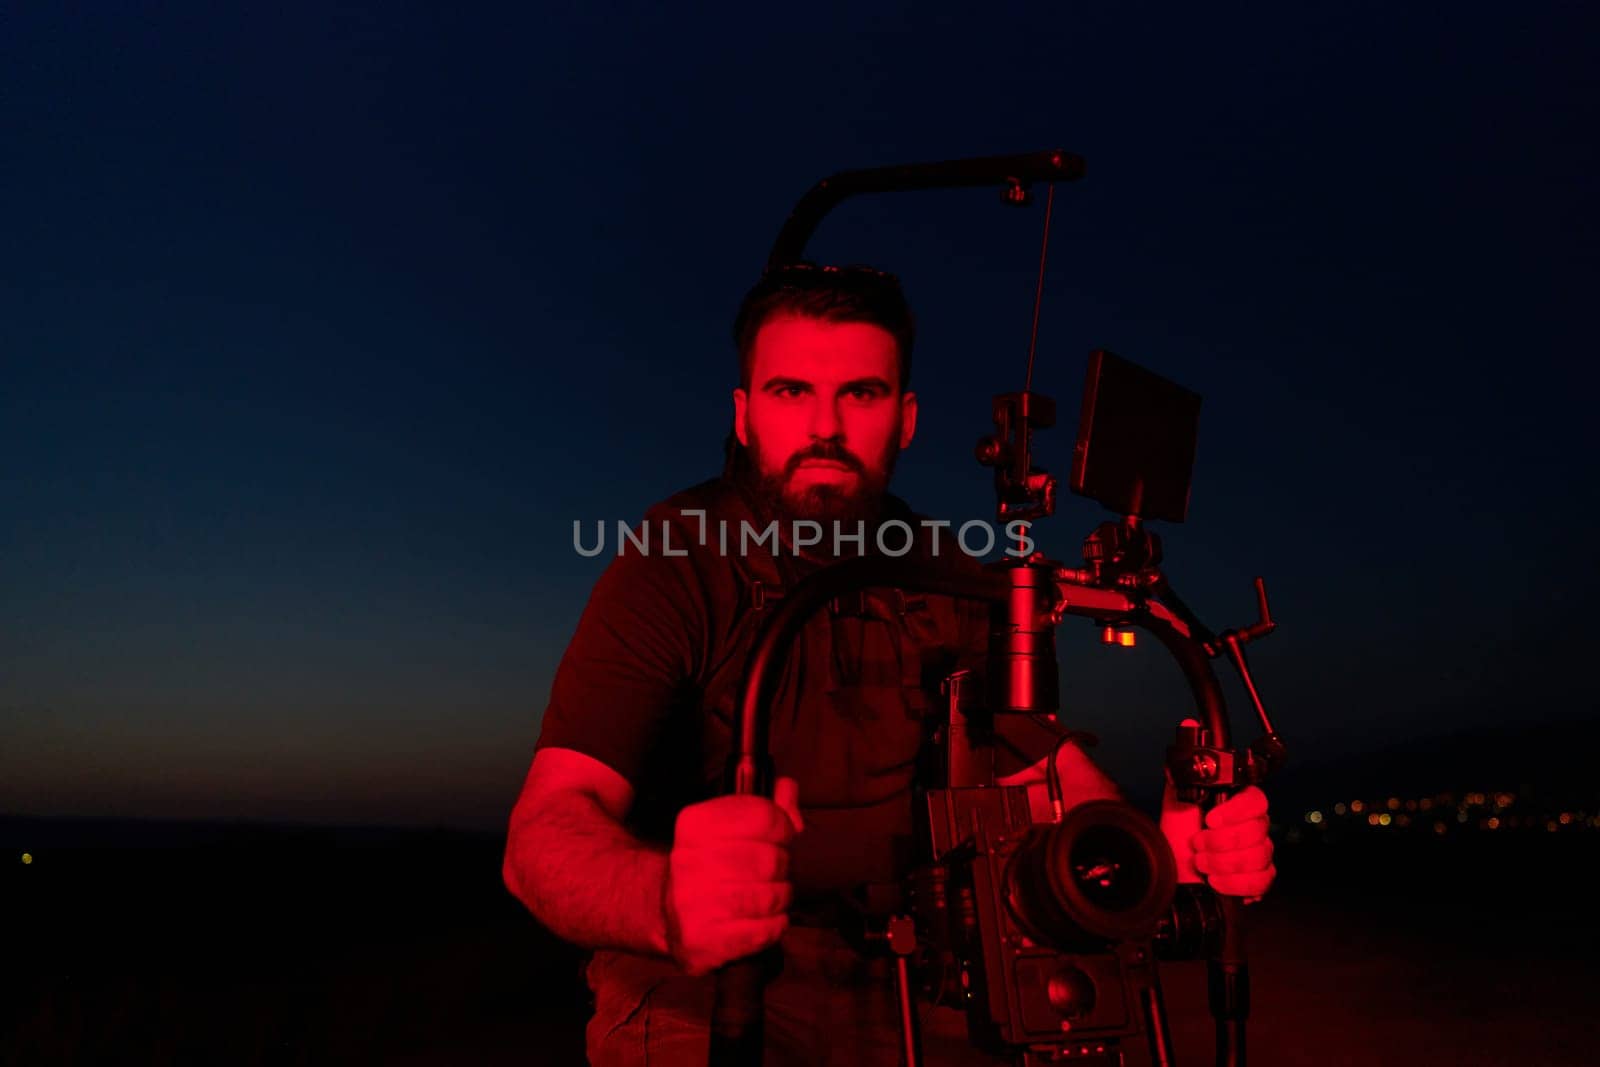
[[732, 263, 916, 391]]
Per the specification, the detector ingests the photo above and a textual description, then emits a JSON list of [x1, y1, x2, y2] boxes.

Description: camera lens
[[1069, 823, 1152, 912], [1006, 800, 1177, 948]]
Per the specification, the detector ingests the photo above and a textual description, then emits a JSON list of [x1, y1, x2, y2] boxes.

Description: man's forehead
[[748, 315, 901, 385]]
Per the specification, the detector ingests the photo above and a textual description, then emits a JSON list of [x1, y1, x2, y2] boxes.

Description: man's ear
[[733, 387, 749, 447], [899, 390, 918, 449]]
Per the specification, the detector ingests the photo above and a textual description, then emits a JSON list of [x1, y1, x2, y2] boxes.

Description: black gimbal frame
[[710, 151, 1285, 1067]]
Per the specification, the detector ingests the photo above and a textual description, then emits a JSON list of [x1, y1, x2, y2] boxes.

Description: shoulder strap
[[658, 476, 790, 613]]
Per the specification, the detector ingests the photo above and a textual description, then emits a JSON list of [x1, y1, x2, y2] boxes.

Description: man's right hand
[[662, 776, 803, 976]]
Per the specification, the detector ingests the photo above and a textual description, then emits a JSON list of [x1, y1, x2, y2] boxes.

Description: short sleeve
[[534, 513, 709, 788]]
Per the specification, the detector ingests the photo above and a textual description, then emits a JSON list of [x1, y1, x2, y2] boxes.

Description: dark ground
[[3, 816, 1595, 1066]]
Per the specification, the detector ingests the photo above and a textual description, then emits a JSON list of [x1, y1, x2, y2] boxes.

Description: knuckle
[[674, 806, 703, 838], [756, 843, 789, 880]]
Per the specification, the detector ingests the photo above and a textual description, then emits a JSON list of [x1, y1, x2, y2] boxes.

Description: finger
[[1193, 841, 1274, 876], [772, 776, 805, 833], [1204, 786, 1269, 829], [686, 840, 790, 883], [716, 915, 789, 963], [716, 879, 793, 920], [1206, 870, 1275, 898], [1191, 816, 1269, 853], [677, 796, 796, 845]]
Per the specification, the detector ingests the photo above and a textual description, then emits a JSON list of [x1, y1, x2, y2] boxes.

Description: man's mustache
[[784, 442, 865, 478]]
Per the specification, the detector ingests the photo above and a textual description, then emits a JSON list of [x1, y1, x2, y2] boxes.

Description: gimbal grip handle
[[709, 958, 765, 1066]]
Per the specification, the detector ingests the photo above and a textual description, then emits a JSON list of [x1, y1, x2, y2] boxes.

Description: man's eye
[[847, 387, 882, 402], [775, 385, 806, 399]]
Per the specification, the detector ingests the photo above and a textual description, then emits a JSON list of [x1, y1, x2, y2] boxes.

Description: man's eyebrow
[[759, 376, 813, 393], [756, 375, 895, 394]]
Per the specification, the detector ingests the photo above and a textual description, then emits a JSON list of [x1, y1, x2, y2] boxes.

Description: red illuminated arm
[[504, 747, 803, 974], [503, 747, 672, 957]]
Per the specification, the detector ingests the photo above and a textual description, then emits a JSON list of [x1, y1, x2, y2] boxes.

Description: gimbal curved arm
[[1043, 581, 1231, 749], [766, 150, 1086, 269]]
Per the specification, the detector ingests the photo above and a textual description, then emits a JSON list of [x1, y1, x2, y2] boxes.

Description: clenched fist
[[1161, 777, 1276, 902], [1189, 785, 1276, 899], [662, 777, 804, 976]]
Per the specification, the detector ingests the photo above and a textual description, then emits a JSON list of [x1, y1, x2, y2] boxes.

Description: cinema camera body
[[714, 152, 1285, 1067], [914, 729, 1180, 1059], [915, 776, 1180, 1058]]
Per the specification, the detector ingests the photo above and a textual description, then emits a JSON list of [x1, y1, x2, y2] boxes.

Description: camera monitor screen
[[1069, 350, 1201, 523]]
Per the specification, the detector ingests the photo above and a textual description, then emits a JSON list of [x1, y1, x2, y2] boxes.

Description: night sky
[[3, 5, 1596, 830]]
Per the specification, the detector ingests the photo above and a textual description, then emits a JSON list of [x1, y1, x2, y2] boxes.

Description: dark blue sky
[[3, 4, 1595, 828]]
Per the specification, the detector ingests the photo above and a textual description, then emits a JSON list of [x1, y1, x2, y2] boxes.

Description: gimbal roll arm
[[766, 149, 1086, 269], [1046, 581, 1229, 748]]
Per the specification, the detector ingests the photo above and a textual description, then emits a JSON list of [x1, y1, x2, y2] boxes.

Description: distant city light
[[1294, 790, 1598, 839]]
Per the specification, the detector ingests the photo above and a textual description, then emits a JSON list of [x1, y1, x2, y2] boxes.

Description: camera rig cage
[[709, 150, 1287, 1067]]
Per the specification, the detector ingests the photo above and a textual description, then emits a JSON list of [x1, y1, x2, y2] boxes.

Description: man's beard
[[739, 430, 900, 534]]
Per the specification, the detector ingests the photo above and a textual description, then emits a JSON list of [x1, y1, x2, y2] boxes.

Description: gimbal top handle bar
[[711, 555, 1235, 1067], [765, 149, 1086, 269]]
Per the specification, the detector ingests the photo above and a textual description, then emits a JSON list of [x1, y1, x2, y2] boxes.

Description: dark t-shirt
[[536, 473, 1058, 894]]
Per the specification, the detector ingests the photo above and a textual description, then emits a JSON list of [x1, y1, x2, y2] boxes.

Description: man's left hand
[[1167, 784, 1277, 903]]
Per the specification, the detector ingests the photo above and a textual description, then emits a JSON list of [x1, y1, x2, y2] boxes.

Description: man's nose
[[808, 397, 842, 439]]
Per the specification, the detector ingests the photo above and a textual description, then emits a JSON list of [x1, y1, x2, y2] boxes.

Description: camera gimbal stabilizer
[[710, 151, 1286, 1067]]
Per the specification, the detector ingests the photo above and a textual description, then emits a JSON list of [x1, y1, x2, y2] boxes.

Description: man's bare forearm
[[504, 790, 671, 957]]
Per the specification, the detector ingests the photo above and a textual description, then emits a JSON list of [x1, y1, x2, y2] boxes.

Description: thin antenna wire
[[1023, 182, 1055, 394]]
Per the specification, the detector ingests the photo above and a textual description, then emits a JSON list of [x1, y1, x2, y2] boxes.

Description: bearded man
[[503, 264, 1276, 1065]]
